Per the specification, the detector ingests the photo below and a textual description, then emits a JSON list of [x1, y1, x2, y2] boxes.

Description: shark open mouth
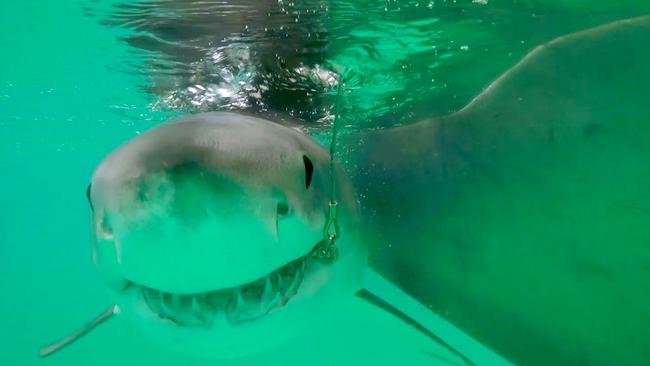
[[136, 254, 309, 328]]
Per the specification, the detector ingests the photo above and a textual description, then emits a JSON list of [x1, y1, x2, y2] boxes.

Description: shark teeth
[[141, 256, 307, 327], [142, 288, 216, 327], [225, 256, 305, 324]]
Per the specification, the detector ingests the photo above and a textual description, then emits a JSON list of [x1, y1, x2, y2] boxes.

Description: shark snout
[[92, 202, 318, 294]]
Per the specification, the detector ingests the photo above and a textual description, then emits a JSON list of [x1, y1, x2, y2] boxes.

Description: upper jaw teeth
[[141, 255, 307, 327]]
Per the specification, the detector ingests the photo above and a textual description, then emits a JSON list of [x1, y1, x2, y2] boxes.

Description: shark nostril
[[98, 213, 114, 239], [276, 202, 290, 217]]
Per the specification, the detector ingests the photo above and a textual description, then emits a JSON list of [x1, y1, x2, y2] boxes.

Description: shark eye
[[303, 155, 314, 189], [86, 183, 94, 211]]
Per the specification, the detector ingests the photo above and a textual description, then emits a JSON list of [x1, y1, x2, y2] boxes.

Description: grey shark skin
[[347, 16, 650, 366], [84, 15, 650, 365], [89, 113, 365, 357]]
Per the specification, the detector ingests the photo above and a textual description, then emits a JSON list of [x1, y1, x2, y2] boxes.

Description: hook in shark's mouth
[[136, 254, 308, 327]]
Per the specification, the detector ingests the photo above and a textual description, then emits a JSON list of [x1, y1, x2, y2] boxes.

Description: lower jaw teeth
[[142, 256, 307, 327]]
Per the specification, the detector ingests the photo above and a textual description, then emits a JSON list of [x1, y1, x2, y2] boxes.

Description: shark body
[[42, 15, 650, 366]]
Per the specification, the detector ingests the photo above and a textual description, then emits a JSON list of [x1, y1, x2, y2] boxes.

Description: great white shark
[[40, 15, 650, 366], [88, 113, 366, 357]]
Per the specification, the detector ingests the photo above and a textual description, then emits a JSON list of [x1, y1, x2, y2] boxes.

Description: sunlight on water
[[98, 0, 650, 129]]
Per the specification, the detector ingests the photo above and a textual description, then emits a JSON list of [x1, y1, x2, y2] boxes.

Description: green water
[[1, 1, 650, 365]]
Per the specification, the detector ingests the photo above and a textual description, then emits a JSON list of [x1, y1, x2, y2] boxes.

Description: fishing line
[[312, 71, 347, 263]]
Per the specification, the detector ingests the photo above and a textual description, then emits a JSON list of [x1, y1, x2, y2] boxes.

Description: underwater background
[[1, 0, 650, 365]]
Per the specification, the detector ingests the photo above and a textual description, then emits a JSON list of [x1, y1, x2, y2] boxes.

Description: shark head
[[88, 112, 365, 357]]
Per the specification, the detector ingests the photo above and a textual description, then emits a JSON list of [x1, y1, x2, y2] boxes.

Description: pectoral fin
[[39, 304, 120, 358], [359, 267, 513, 366]]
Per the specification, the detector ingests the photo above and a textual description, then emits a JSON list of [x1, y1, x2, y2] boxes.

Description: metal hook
[[323, 200, 340, 239], [312, 201, 340, 263]]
